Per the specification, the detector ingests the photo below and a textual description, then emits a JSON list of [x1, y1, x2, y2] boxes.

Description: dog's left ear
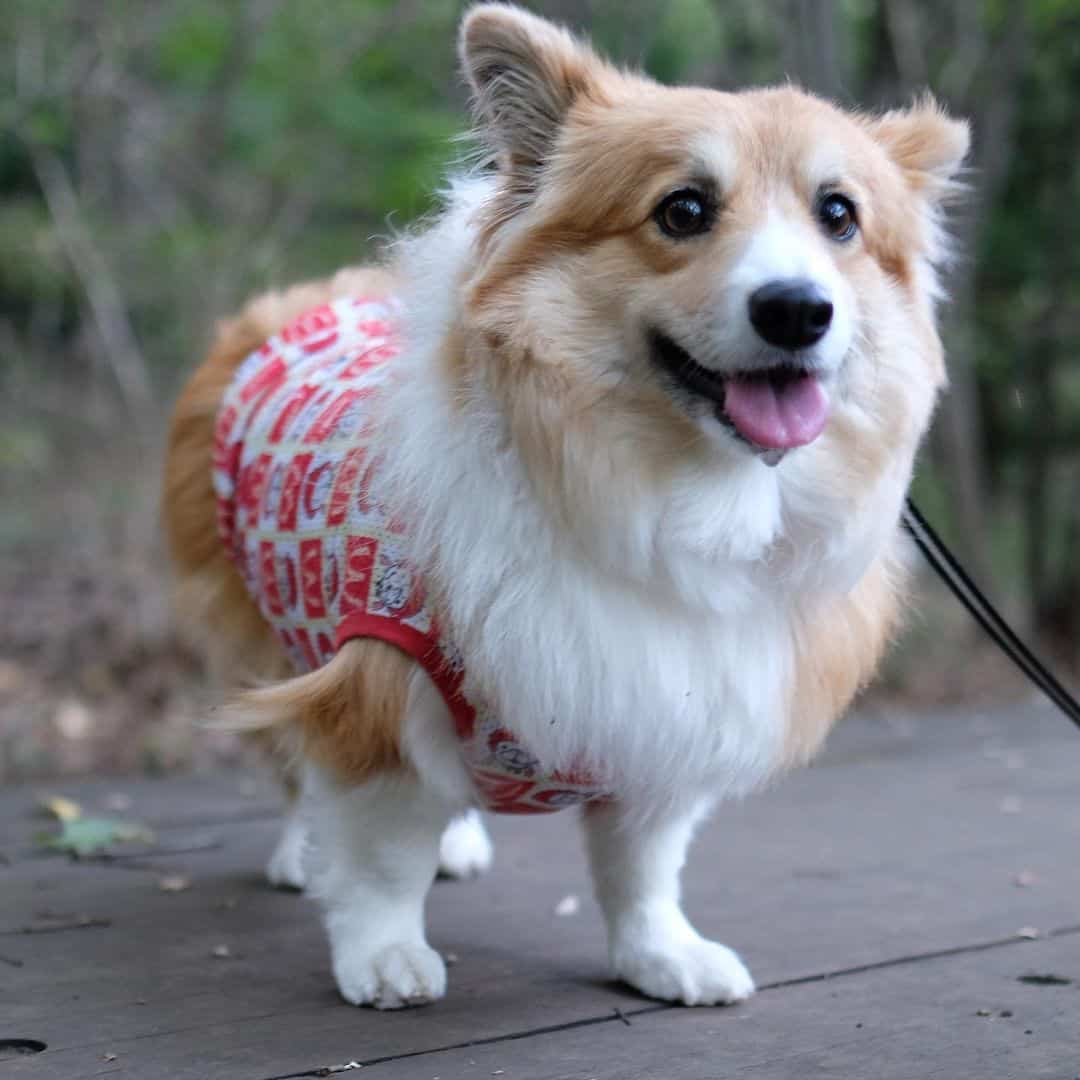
[[460, 4, 610, 180], [869, 97, 970, 202]]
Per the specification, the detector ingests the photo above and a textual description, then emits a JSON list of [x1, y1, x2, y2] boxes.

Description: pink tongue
[[722, 373, 830, 450]]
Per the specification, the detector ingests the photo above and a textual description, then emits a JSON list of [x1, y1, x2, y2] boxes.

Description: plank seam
[[254, 923, 1080, 1079]]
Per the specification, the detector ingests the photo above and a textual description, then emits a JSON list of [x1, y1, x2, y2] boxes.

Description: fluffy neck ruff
[[372, 179, 910, 804]]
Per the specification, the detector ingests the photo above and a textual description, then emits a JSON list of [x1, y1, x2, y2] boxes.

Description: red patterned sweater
[[213, 295, 609, 813]]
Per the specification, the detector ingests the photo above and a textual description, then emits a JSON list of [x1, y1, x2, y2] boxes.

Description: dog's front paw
[[613, 935, 755, 1006], [438, 810, 493, 879], [332, 937, 447, 1009]]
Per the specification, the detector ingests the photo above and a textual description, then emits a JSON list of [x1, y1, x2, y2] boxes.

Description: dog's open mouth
[[649, 330, 830, 464]]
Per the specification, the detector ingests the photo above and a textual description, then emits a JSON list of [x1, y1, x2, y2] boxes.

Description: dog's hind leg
[[269, 794, 492, 892], [269, 796, 492, 892], [438, 809, 493, 879], [265, 768, 310, 890], [583, 797, 755, 1007]]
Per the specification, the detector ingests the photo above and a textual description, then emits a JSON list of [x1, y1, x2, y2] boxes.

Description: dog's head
[[452, 5, 968, 603]]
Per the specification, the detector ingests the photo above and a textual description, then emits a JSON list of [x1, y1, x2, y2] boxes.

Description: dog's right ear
[[460, 4, 610, 180]]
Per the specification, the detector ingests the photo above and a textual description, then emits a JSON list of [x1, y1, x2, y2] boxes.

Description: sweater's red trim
[[334, 613, 476, 737]]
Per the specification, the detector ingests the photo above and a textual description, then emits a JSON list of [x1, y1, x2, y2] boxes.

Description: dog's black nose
[[748, 279, 833, 350]]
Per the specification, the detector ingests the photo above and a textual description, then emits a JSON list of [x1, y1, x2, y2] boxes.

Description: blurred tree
[[977, 0, 1080, 644], [1, 0, 1078, 656], [879, 0, 1029, 592]]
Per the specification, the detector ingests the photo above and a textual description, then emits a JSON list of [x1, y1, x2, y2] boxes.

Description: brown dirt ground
[[0, 539, 1040, 785]]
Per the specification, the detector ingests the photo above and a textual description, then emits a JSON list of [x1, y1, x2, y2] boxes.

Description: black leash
[[902, 497, 1080, 731]]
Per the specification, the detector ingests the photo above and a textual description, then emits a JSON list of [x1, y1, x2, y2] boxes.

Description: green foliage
[[2, 0, 1079, 642]]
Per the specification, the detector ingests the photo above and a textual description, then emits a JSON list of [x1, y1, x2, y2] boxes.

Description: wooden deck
[[3, 701, 1079, 1079]]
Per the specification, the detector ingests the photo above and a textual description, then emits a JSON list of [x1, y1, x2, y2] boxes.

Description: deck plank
[[2, 702, 1079, 1079], [361, 934, 1080, 1080]]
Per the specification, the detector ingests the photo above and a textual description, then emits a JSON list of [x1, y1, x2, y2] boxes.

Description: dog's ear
[[869, 97, 970, 203], [460, 4, 609, 178]]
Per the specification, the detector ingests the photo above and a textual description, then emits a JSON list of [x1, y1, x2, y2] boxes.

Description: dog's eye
[[818, 193, 857, 241], [655, 189, 711, 238]]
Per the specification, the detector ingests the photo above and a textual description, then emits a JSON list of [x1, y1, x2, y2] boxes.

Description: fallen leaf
[[157, 875, 191, 893], [40, 795, 82, 823], [35, 817, 154, 857], [975, 1009, 992, 1017]]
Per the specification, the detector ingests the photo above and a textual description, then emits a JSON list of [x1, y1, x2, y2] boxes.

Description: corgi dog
[[164, 4, 968, 1010]]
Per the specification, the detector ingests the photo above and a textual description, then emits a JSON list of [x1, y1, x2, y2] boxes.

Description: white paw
[[613, 936, 755, 1006], [438, 810, 493, 879], [332, 938, 447, 1009], [265, 820, 308, 890]]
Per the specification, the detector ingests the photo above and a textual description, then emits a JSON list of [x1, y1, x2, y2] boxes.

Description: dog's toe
[[333, 940, 447, 1009], [615, 937, 755, 1007]]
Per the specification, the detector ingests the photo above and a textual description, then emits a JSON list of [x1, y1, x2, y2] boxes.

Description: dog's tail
[[207, 637, 413, 784], [208, 645, 365, 733]]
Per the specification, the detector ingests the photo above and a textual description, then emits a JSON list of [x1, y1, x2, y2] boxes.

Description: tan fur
[[784, 557, 905, 766], [471, 86, 956, 316], [166, 8, 965, 798], [164, 265, 410, 783]]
